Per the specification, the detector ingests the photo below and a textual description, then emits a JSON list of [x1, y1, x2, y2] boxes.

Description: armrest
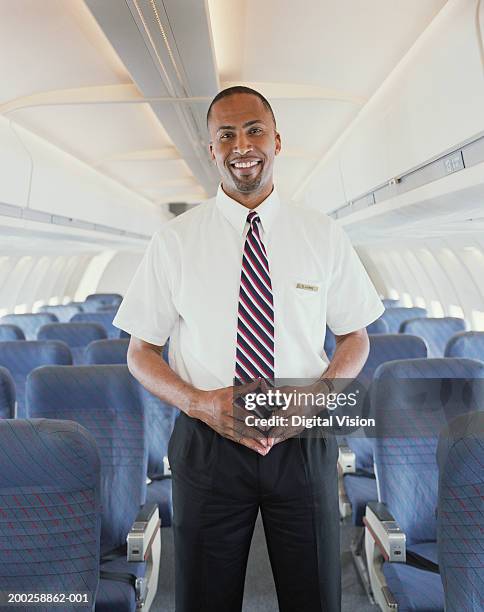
[[127, 503, 161, 562], [127, 503, 161, 611], [338, 445, 356, 474], [363, 501, 406, 562]]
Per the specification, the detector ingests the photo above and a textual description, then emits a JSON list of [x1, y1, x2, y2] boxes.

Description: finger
[[237, 436, 271, 455], [218, 423, 269, 452], [233, 378, 261, 398]]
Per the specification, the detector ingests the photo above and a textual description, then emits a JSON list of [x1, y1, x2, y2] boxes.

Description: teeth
[[233, 160, 260, 168]]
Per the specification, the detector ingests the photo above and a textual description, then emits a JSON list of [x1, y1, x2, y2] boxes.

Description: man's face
[[208, 94, 281, 197]]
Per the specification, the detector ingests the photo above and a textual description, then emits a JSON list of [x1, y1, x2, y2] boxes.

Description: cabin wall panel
[[95, 251, 144, 295], [0, 120, 31, 207]]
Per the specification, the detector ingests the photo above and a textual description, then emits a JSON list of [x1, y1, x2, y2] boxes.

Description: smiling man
[[114, 86, 384, 612]]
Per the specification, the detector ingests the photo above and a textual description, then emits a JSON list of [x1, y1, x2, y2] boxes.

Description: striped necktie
[[235, 211, 275, 384]]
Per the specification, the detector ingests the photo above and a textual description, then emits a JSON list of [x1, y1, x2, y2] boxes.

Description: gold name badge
[[296, 282, 319, 292]]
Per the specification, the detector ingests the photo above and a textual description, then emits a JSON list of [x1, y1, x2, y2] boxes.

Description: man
[[114, 86, 384, 612]]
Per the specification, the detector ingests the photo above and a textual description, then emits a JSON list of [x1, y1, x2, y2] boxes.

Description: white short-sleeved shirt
[[113, 186, 384, 390]]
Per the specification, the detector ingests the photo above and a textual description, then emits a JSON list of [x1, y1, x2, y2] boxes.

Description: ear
[[274, 131, 281, 156], [208, 142, 216, 162]]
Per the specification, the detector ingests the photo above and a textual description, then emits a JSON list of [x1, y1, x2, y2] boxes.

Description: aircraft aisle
[[153, 516, 378, 612]]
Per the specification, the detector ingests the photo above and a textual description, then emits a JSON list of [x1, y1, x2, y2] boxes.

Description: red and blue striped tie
[[235, 211, 275, 384]]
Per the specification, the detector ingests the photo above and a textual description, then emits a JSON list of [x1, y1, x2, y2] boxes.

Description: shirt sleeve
[[326, 220, 384, 335], [113, 230, 178, 345]]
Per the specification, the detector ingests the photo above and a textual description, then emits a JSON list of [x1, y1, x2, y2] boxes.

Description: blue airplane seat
[[83, 294, 123, 312], [0, 341, 72, 417], [0, 366, 15, 418], [379, 307, 427, 334], [382, 298, 401, 308], [444, 331, 484, 361], [401, 317, 467, 357], [86, 339, 175, 525], [437, 412, 484, 612], [0, 418, 101, 606], [0, 312, 58, 340], [342, 334, 427, 526], [71, 311, 121, 339], [324, 326, 336, 360], [85, 339, 130, 364], [367, 318, 389, 334], [26, 365, 161, 612], [365, 358, 484, 612], [38, 323, 107, 364], [38, 303, 82, 322], [0, 324, 25, 341]]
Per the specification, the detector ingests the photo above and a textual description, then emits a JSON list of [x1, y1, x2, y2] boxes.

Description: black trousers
[[168, 413, 341, 612]]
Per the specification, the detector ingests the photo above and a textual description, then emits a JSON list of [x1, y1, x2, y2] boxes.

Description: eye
[[220, 132, 234, 140], [249, 127, 263, 135]]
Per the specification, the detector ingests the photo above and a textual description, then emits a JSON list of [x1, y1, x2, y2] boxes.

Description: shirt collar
[[215, 184, 281, 236]]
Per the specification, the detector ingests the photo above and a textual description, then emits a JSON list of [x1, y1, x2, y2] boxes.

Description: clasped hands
[[188, 378, 328, 456]]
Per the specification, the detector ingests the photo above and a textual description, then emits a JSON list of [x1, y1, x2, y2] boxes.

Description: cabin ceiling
[[0, 0, 448, 212]]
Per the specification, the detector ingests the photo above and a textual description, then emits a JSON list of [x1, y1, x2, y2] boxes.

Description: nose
[[233, 132, 252, 156]]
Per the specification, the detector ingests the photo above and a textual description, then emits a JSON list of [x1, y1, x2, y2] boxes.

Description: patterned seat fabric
[[445, 331, 484, 361], [344, 335, 427, 525], [0, 313, 58, 340], [0, 341, 72, 417], [437, 412, 484, 612], [0, 324, 25, 341], [0, 419, 101, 608], [38, 304, 82, 322], [85, 339, 129, 365], [37, 323, 107, 364], [372, 358, 484, 610], [379, 307, 427, 334], [71, 312, 120, 339], [26, 365, 148, 611], [401, 317, 467, 357], [86, 341, 175, 525], [0, 366, 15, 419]]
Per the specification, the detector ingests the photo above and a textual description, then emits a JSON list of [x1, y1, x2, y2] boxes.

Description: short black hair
[[206, 86, 276, 128]]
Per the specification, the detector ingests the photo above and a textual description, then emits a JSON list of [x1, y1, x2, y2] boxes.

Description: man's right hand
[[187, 380, 272, 456]]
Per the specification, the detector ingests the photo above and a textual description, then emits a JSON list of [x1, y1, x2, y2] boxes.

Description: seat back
[[0, 324, 25, 341], [38, 304, 81, 322], [401, 317, 467, 357], [324, 326, 336, 360], [367, 318, 389, 334], [372, 358, 484, 545], [437, 412, 484, 612], [0, 418, 101, 597], [27, 365, 147, 554], [347, 334, 428, 472], [84, 339, 129, 364], [84, 294, 123, 311], [85, 340, 175, 479], [381, 298, 400, 308], [445, 331, 484, 361], [0, 367, 15, 419], [0, 341, 72, 417], [38, 323, 107, 364], [379, 307, 427, 333], [0, 313, 58, 340], [71, 312, 120, 339]]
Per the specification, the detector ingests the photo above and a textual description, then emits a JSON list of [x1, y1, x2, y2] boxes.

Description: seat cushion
[[382, 542, 444, 612], [344, 473, 377, 526], [146, 478, 173, 527], [96, 557, 145, 612]]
